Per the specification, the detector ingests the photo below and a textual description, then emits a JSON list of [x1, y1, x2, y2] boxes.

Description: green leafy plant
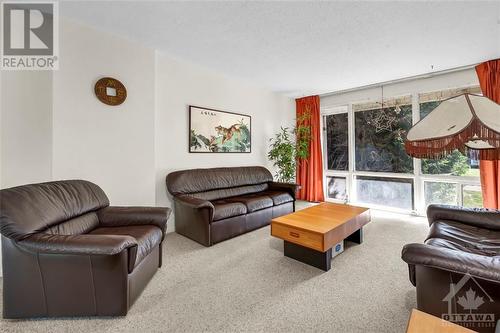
[[295, 110, 312, 161], [268, 111, 312, 182]]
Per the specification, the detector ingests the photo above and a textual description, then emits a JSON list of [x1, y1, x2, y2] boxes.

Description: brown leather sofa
[[402, 204, 500, 333], [0, 180, 171, 318], [166, 166, 298, 246]]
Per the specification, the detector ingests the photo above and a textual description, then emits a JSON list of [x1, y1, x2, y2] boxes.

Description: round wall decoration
[[94, 77, 127, 106]]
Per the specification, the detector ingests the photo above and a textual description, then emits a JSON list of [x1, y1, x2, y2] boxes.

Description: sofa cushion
[[212, 200, 247, 221], [89, 225, 162, 268], [426, 220, 500, 257], [263, 191, 294, 206], [227, 194, 273, 213]]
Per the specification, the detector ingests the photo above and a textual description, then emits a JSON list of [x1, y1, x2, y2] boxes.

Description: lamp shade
[[405, 93, 500, 160]]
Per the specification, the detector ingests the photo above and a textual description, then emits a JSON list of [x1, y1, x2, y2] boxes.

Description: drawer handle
[[289, 232, 300, 238]]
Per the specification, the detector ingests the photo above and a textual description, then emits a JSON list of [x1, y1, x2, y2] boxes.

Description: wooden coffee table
[[406, 309, 476, 333], [271, 202, 370, 271]]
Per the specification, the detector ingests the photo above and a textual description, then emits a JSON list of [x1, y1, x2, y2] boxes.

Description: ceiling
[[60, 1, 500, 97]]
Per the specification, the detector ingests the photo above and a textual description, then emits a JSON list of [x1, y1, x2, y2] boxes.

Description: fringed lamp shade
[[405, 93, 500, 160]]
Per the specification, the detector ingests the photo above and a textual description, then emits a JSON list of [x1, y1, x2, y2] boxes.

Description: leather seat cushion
[[226, 194, 273, 213], [89, 225, 162, 268], [426, 220, 500, 257], [212, 200, 247, 221], [263, 191, 293, 206]]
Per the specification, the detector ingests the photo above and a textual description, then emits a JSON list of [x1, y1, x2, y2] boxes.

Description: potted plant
[[268, 111, 311, 183]]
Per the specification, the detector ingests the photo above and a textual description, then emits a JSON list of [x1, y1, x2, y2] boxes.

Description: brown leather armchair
[[402, 204, 500, 333], [166, 166, 299, 246], [0, 180, 171, 318]]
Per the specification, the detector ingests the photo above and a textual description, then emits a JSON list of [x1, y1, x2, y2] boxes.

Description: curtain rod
[[319, 63, 478, 98]]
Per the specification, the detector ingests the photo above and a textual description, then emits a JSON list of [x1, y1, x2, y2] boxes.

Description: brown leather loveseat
[[0, 180, 171, 318], [402, 204, 500, 333], [166, 166, 298, 246]]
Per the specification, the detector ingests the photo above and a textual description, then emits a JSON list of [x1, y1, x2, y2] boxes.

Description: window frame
[[320, 87, 482, 216]]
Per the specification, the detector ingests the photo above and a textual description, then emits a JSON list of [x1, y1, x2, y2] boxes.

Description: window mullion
[[412, 93, 423, 214], [348, 103, 355, 203]]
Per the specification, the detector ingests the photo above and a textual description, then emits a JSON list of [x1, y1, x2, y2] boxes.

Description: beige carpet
[[0, 205, 428, 333]]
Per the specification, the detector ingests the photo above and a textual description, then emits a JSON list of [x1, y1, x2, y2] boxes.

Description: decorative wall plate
[[94, 77, 127, 106]]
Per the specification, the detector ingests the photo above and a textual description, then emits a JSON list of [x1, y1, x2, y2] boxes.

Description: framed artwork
[[189, 106, 251, 153]]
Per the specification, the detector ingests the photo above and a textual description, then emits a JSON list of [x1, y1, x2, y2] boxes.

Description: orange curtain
[[296, 95, 325, 202], [476, 59, 500, 209]]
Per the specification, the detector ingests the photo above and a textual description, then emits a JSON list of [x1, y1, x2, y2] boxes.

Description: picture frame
[[189, 105, 252, 153]]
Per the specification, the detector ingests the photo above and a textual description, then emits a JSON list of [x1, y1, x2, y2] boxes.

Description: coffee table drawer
[[272, 223, 323, 252]]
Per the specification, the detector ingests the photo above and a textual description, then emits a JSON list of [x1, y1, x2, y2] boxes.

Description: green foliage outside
[[268, 112, 311, 182], [424, 182, 457, 206], [463, 187, 483, 208], [421, 150, 470, 176], [354, 105, 414, 173]]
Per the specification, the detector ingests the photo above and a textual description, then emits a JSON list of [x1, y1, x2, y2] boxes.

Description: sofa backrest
[[0, 180, 109, 241], [166, 166, 273, 200], [427, 204, 500, 230], [190, 184, 269, 201]]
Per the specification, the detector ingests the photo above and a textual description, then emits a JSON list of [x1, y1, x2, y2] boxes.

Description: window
[[325, 113, 348, 171], [326, 176, 347, 201], [462, 185, 483, 208], [424, 182, 458, 206], [423, 182, 483, 208], [354, 100, 413, 173], [321, 85, 482, 214], [356, 176, 414, 210]]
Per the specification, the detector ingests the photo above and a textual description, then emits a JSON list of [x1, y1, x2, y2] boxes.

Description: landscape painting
[[189, 106, 251, 153]]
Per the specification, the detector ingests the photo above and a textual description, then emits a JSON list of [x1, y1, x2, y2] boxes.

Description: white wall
[[321, 69, 479, 108], [154, 53, 295, 230], [1, 71, 53, 189], [52, 19, 156, 206]]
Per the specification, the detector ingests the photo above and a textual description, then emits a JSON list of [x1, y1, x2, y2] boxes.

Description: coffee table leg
[[284, 241, 332, 271], [346, 227, 363, 244]]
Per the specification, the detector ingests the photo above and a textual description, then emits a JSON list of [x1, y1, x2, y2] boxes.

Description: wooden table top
[[271, 202, 370, 235], [406, 309, 477, 333]]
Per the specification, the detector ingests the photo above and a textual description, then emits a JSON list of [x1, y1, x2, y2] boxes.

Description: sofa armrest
[[175, 196, 214, 210], [18, 233, 139, 273], [268, 182, 301, 199], [402, 243, 500, 284], [172, 196, 213, 246], [97, 206, 171, 234], [18, 233, 137, 256], [427, 204, 500, 230], [174, 196, 214, 221]]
